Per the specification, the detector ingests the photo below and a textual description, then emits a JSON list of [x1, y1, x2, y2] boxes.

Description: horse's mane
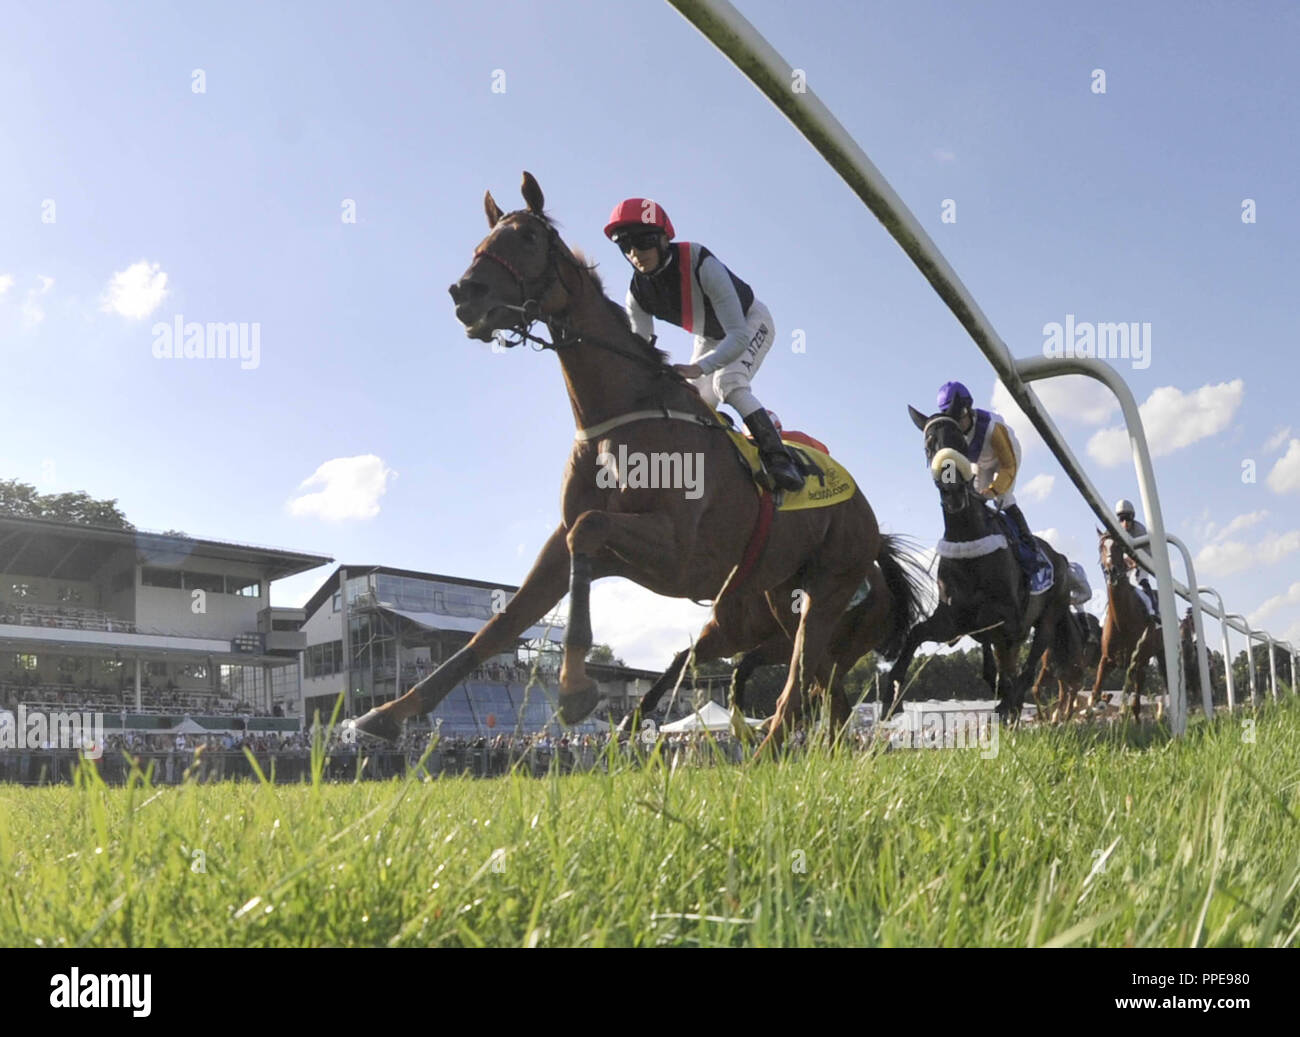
[[522, 212, 673, 369]]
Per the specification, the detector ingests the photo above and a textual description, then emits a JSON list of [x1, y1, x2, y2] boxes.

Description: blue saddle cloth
[[992, 510, 1055, 595]]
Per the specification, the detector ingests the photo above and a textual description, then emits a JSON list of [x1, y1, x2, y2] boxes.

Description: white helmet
[[1114, 498, 1135, 519]]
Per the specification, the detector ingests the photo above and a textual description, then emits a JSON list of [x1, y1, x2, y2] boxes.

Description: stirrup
[[765, 457, 804, 492]]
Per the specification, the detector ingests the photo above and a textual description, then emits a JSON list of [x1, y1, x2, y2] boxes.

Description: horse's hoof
[[558, 683, 601, 725], [353, 708, 402, 744]]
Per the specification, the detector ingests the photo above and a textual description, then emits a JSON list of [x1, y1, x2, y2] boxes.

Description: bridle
[[471, 210, 675, 371], [1098, 534, 1126, 585], [923, 413, 976, 513]]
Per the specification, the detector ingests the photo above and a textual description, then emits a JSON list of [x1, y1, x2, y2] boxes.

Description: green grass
[[2, 700, 1299, 947]]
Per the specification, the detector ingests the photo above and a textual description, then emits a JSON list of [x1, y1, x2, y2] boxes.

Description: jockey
[[936, 381, 1042, 583], [1115, 499, 1159, 618], [604, 198, 804, 492]]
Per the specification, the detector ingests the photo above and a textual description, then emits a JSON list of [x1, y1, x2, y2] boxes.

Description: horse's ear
[[485, 191, 504, 228], [521, 171, 545, 215], [907, 405, 928, 431]]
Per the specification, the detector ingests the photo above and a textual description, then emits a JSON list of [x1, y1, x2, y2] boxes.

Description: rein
[[474, 212, 676, 372]]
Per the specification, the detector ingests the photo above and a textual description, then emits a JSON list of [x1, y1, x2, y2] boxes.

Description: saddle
[[722, 418, 856, 511]]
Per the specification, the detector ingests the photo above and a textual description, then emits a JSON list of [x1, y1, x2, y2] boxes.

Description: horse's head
[[908, 404, 976, 513], [449, 171, 582, 341], [1097, 527, 1126, 584]]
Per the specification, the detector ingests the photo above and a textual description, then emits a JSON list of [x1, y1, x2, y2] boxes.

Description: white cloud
[[21, 277, 53, 326], [1249, 581, 1300, 625], [1086, 380, 1244, 468], [933, 148, 956, 163], [1265, 426, 1292, 453], [0, 274, 14, 295], [589, 579, 714, 671], [1209, 510, 1268, 543], [1266, 440, 1300, 494], [1019, 473, 1055, 502], [990, 377, 1118, 454], [101, 260, 168, 319], [1034, 527, 1061, 549], [288, 455, 395, 521], [1195, 529, 1300, 579]]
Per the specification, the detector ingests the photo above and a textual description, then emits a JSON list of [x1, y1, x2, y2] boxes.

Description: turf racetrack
[[2, 700, 1298, 947]]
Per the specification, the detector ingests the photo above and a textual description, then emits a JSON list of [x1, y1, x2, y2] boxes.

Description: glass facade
[[374, 574, 496, 620], [326, 569, 567, 731]]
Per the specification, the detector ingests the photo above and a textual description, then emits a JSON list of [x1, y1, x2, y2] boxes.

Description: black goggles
[[612, 229, 663, 252]]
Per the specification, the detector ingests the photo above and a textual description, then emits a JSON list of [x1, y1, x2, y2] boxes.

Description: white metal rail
[[667, 0, 1294, 730]]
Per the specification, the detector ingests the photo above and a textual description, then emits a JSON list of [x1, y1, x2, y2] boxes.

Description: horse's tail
[[873, 534, 931, 662]]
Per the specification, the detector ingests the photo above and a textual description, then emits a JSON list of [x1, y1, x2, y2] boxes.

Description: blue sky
[[3, 0, 1298, 667]]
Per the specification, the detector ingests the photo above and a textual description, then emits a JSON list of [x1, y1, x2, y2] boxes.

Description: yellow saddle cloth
[[723, 426, 857, 511]]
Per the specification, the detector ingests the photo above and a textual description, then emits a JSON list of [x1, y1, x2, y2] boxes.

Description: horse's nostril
[[450, 280, 488, 305]]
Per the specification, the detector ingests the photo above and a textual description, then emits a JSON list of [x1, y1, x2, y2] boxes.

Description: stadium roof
[[302, 564, 525, 619], [0, 514, 332, 582]]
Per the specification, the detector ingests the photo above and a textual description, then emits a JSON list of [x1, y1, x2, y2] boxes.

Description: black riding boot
[[743, 409, 804, 492], [1002, 503, 1036, 555], [1141, 579, 1160, 622]]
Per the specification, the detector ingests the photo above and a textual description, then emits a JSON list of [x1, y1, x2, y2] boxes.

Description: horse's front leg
[[882, 604, 962, 718], [354, 522, 571, 742], [618, 616, 739, 733], [561, 509, 681, 723]]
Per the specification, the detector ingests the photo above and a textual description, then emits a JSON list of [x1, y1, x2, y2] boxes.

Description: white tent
[[659, 700, 763, 733], [170, 717, 213, 734]]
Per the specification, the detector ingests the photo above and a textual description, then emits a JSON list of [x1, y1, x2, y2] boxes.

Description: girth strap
[[574, 408, 723, 443]]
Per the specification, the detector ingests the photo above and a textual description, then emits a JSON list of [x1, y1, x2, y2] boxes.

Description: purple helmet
[[936, 380, 973, 414]]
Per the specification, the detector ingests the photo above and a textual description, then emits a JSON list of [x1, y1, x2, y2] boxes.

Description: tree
[[586, 643, 626, 668], [0, 479, 133, 530]]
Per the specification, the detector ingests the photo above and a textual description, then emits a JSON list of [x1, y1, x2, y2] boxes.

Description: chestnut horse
[[354, 172, 923, 753], [1089, 531, 1166, 719], [884, 406, 1083, 722]]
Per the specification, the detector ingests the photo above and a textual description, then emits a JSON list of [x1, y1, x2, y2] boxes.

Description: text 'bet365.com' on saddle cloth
[[724, 428, 856, 511]]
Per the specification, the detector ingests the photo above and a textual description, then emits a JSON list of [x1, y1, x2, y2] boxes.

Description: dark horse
[[1090, 531, 1165, 719], [354, 172, 924, 753], [620, 540, 928, 736], [1030, 609, 1102, 722], [884, 406, 1082, 722]]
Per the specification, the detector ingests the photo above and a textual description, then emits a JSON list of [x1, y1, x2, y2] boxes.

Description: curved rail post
[[1226, 614, 1258, 706], [1265, 634, 1279, 702], [1197, 586, 1234, 711], [1133, 532, 1211, 719], [1017, 367, 1186, 733], [1164, 536, 1212, 720]]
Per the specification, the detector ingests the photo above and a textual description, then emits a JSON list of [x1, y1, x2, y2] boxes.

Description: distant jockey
[[1115, 498, 1159, 619], [604, 197, 804, 492]]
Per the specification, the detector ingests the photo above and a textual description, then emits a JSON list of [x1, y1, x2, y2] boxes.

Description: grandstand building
[[300, 565, 660, 734], [0, 515, 331, 735]]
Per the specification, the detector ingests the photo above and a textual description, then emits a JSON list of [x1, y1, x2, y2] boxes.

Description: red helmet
[[604, 198, 675, 240]]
